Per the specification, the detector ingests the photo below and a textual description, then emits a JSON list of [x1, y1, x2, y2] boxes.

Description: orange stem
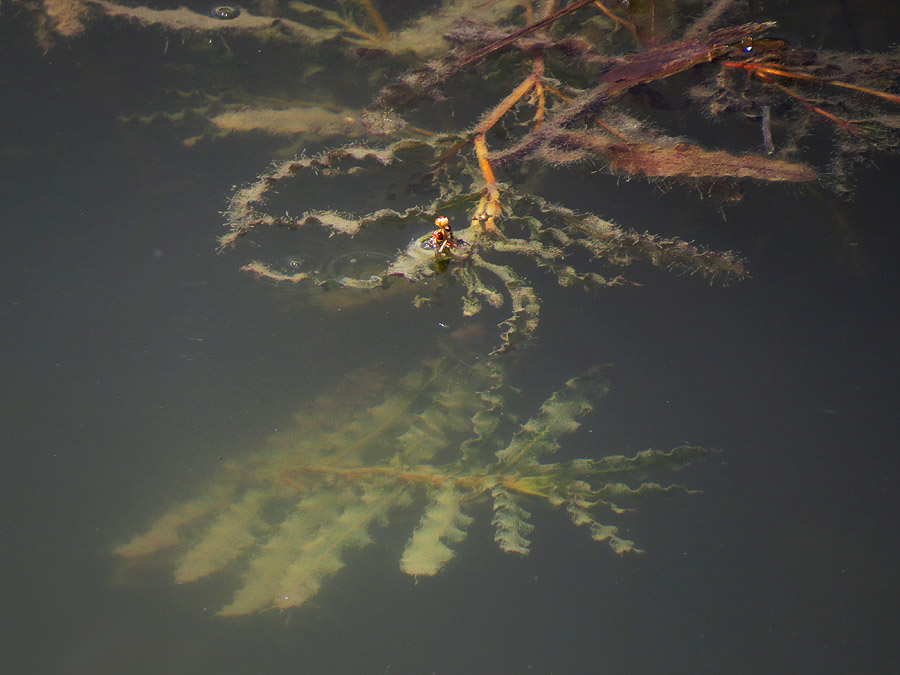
[[721, 61, 900, 104], [358, 0, 390, 42], [594, 116, 631, 141], [593, 0, 640, 42], [763, 77, 859, 133], [471, 59, 546, 234]]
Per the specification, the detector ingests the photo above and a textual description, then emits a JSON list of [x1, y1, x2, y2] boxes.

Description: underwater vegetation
[[22, 0, 897, 614], [115, 355, 715, 615]]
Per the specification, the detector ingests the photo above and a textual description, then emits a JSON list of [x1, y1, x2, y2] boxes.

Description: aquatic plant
[[156, 0, 894, 349], [222, 138, 747, 352], [24, 0, 896, 615], [115, 354, 715, 615]]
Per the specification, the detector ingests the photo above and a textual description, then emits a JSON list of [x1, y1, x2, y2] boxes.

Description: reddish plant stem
[[721, 61, 900, 104], [472, 58, 546, 233], [453, 0, 595, 72]]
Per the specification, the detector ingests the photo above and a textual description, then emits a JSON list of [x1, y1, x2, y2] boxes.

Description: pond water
[[1, 2, 898, 673]]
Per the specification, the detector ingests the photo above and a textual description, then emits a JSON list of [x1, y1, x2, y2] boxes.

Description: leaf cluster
[[116, 355, 715, 615]]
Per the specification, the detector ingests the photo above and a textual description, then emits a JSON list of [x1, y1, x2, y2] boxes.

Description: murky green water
[[1, 2, 898, 673]]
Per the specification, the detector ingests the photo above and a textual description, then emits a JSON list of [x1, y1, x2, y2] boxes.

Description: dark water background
[[1, 1, 898, 673]]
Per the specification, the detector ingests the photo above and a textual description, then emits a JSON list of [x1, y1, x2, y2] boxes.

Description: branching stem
[[593, 0, 639, 40], [472, 58, 546, 233]]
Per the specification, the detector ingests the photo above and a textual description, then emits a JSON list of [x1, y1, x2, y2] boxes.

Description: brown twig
[[453, 0, 596, 72]]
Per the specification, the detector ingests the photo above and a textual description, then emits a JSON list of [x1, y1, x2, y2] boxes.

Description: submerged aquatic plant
[[25, 0, 897, 615], [115, 354, 715, 615], [222, 138, 747, 351], [182, 0, 893, 349]]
